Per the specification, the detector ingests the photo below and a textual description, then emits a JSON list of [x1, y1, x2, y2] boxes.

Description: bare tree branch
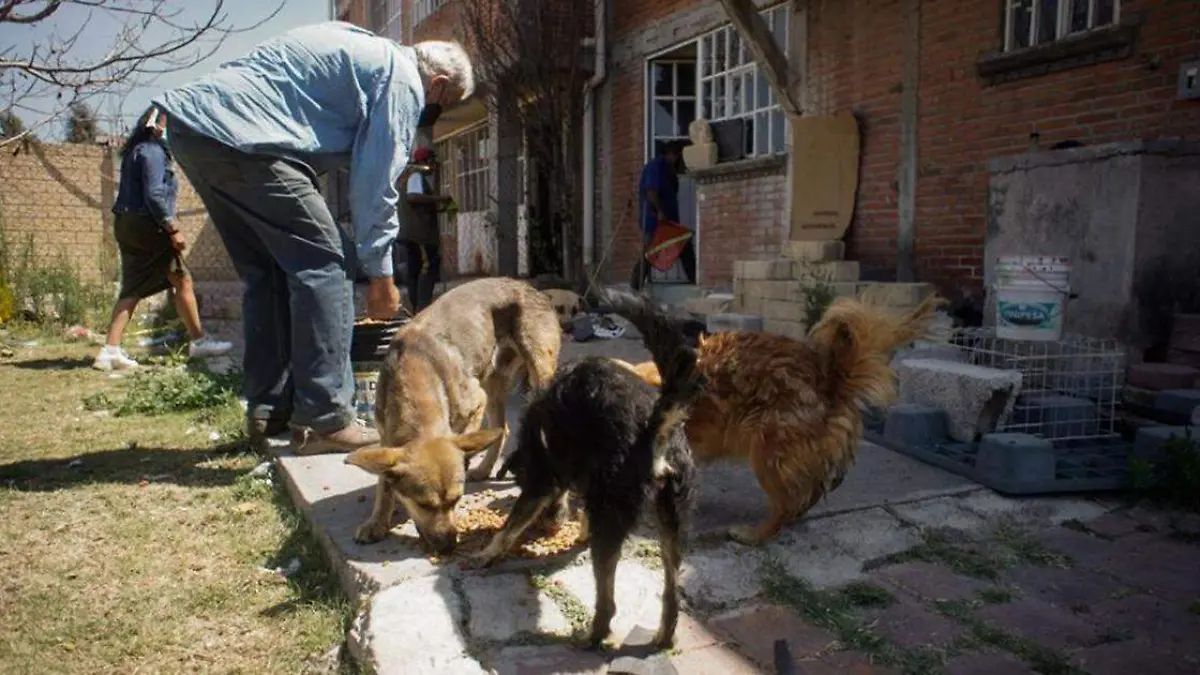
[[461, 0, 597, 281], [0, 0, 284, 147]]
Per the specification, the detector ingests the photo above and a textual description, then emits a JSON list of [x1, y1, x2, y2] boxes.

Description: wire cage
[[951, 328, 1127, 444]]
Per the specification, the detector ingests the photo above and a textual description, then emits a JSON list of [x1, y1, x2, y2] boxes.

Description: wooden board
[[788, 110, 861, 241]]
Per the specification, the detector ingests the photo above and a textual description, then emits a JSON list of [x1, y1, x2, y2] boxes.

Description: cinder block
[[763, 319, 807, 341], [707, 313, 763, 334], [762, 280, 805, 302], [896, 359, 1023, 442], [883, 404, 950, 446], [781, 240, 845, 262], [763, 299, 804, 322], [859, 282, 936, 307], [1132, 425, 1194, 462], [735, 294, 764, 315], [891, 342, 967, 368], [794, 260, 860, 283], [1154, 389, 1200, 424], [831, 282, 861, 299], [735, 259, 794, 280], [976, 433, 1058, 487], [1127, 363, 1199, 391], [683, 294, 733, 317], [1009, 394, 1099, 440]]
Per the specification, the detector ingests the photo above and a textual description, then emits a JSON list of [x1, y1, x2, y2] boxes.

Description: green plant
[[0, 228, 112, 328], [1129, 430, 1200, 512], [794, 260, 837, 327], [83, 360, 243, 418]]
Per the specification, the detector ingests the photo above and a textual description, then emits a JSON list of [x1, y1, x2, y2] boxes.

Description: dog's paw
[[354, 520, 391, 545]]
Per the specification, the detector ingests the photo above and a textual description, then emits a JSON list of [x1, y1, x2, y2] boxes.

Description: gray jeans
[[168, 121, 355, 433]]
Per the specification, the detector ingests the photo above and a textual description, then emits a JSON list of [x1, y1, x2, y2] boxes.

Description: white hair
[[413, 40, 476, 103]]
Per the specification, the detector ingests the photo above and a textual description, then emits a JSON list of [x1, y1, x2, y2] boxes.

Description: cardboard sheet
[[788, 110, 861, 241]]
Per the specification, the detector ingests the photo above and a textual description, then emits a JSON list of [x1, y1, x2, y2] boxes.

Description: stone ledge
[[975, 21, 1139, 87], [689, 154, 787, 185]]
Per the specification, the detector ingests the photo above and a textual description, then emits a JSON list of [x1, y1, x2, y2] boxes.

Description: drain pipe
[[582, 0, 608, 276]]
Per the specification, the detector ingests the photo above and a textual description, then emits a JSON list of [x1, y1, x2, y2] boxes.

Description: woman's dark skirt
[[114, 212, 187, 300]]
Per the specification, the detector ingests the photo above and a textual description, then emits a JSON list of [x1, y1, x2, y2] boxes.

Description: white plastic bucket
[[993, 255, 1071, 341]]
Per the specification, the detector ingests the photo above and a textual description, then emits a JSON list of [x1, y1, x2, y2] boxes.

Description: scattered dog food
[[437, 502, 584, 563]]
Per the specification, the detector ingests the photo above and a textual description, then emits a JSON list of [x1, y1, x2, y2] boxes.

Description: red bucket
[[645, 220, 693, 273]]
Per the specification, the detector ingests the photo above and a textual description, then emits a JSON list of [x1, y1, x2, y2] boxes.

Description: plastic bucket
[[993, 256, 1071, 341], [350, 318, 407, 427]]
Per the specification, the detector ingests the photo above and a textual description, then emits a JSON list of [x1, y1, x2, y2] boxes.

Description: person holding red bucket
[[632, 140, 695, 290]]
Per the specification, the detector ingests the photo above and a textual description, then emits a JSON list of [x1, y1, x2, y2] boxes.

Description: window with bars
[[413, 0, 446, 28], [453, 125, 490, 213], [697, 3, 789, 157], [1004, 0, 1120, 52]]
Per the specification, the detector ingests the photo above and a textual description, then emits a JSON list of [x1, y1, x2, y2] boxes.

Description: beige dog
[[542, 288, 584, 329], [345, 278, 562, 553]]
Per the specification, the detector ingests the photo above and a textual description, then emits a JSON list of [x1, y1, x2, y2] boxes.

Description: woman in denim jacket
[[94, 107, 231, 370]]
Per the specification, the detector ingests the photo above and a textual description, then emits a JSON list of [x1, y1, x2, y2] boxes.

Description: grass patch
[[1129, 431, 1200, 513], [978, 588, 1015, 605], [0, 342, 354, 673], [933, 600, 1082, 675], [760, 560, 952, 675], [82, 357, 242, 419], [874, 530, 1005, 580], [530, 573, 592, 638]]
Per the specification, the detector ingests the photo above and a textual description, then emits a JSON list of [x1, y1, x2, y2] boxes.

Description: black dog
[[468, 289, 704, 649]]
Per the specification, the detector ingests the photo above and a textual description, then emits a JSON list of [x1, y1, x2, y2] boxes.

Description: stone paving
[[262, 339, 1200, 675]]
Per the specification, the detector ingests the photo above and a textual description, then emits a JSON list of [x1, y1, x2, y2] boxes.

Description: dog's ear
[[450, 428, 505, 457], [344, 446, 406, 475]]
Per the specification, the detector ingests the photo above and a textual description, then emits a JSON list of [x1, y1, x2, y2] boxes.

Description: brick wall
[[605, 0, 785, 287], [0, 141, 237, 288], [604, 0, 1200, 293]]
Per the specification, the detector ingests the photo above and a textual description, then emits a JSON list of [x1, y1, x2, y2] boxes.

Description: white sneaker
[[189, 336, 233, 358], [93, 346, 139, 371]]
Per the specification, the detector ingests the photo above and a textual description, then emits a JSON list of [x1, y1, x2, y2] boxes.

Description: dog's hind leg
[[652, 486, 686, 648], [586, 530, 622, 649], [466, 388, 509, 482], [468, 487, 561, 567], [730, 445, 812, 546]]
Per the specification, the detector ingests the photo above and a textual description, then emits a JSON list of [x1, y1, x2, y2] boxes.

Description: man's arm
[[348, 75, 423, 279]]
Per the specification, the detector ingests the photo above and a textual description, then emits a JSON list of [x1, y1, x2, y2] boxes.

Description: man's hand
[[168, 230, 186, 252], [366, 276, 401, 319]]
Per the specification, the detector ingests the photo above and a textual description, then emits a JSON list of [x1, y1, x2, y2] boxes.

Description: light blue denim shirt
[[152, 21, 424, 277]]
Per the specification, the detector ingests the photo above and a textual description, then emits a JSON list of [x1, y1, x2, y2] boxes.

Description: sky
[[2, 0, 331, 139]]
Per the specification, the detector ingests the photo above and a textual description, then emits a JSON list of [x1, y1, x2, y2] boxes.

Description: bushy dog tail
[[596, 289, 706, 476], [806, 293, 947, 411]]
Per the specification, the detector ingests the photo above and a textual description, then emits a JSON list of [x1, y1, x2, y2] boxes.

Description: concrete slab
[[462, 572, 572, 643], [679, 546, 766, 610], [348, 575, 487, 675], [549, 560, 665, 644], [766, 508, 920, 589]]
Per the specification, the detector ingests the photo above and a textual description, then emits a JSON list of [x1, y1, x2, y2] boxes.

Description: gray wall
[[987, 141, 1200, 356]]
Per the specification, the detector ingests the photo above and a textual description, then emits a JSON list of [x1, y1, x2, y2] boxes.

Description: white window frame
[[452, 123, 490, 214], [413, 0, 445, 28], [645, 60, 697, 161], [696, 3, 790, 158], [1003, 0, 1122, 52]]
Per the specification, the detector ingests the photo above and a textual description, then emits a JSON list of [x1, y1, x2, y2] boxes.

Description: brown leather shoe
[[291, 420, 380, 456], [247, 417, 290, 453]]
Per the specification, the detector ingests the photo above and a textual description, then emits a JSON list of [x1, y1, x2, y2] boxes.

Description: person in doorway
[[402, 146, 453, 314], [94, 106, 232, 371], [152, 22, 475, 454], [633, 140, 695, 290]]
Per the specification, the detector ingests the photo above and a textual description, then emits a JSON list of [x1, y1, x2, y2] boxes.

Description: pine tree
[[65, 103, 99, 144]]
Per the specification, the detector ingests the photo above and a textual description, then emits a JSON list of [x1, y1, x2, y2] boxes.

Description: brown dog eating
[[344, 278, 562, 554]]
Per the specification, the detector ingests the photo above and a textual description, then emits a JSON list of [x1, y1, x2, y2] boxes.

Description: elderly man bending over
[[153, 22, 474, 454]]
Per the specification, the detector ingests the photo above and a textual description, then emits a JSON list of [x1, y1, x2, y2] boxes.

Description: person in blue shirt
[[633, 140, 694, 289], [152, 22, 475, 455], [94, 107, 233, 371]]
